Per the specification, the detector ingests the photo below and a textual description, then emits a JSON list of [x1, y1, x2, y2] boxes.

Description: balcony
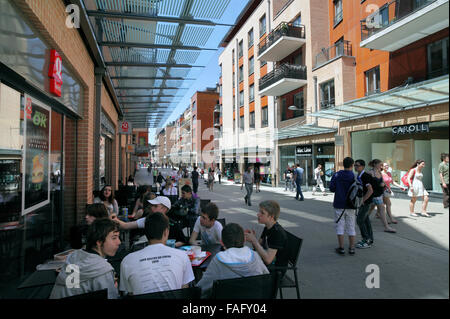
[[214, 104, 221, 113], [259, 63, 307, 96], [314, 40, 353, 69], [360, 0, 449, 51], [257, 22, 306, 62]]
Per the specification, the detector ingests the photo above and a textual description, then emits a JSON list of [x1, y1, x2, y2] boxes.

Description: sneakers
[[348, 248, 355, 255], [356, 240, 372, 249]]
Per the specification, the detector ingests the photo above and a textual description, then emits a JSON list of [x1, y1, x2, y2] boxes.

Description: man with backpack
[[354, 159, 375, 249], [330, 157, 360, 255]]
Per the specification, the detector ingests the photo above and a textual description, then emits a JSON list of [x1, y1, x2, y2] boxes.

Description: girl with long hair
[[94, 184, 119, 217], [408, 159, 430, 217], [380, 162, 406, 224]]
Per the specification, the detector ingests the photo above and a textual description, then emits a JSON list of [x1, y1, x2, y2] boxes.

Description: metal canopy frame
[[81, 0, 234, 128]]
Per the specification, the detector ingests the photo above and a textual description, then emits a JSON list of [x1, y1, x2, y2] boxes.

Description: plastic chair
[[211, 273, 278, 299], [126, 287, 201, 299], [62, 288, 108, 299], [273, 231, 303, 299]]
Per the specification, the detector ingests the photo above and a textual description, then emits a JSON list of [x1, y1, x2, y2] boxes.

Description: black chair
[[126, 287, 201, 299], [62, 288, 108, 299], [216, 218, 226, 227], [210, 273, 278, 299], [274, 232, 303, 299]]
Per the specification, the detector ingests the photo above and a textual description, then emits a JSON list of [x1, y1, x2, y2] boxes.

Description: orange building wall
[[192, 91, 219, 156]]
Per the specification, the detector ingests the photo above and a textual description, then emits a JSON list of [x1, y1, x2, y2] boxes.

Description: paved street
[[136, 167, 449, 299]]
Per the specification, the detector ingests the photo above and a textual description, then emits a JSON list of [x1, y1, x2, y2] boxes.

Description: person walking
[[217, 167, 222, 184], [354, 160, 375, 249], [439, 153, 449, 209], [380, 162, 406, 224], [156, 171, 166, 194], [191, 166, 199, 194], [293, 164, 304, 201], [408, 159, 430, 217], [329, 157, 357, 255], [208, 168, 215, 192], [284, 165, 293, 192], [312, 164, 326, 196], [241, 167, 254, 206], [254, 167, 261, 193], [367, 159, 396, 233]]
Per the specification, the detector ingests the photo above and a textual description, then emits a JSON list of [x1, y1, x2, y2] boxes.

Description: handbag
[[401, 169, 415, 187]]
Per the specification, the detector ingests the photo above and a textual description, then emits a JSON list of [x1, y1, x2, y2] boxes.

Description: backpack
[[336, 175, 363, 223], [401, 169, 415, 187]]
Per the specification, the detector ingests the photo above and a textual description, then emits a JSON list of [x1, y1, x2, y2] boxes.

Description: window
[[233, 72, 235, 88], [294, 51, 303, 65], [335, 37, 344, 57], [249, 56, 254, 75], [334, 0, 343, 26], [238, 40, 243, 58], [293, 92, 305, 118], [427, 38, 449, 79], [249, 112, 255, 129], [259, 15, 266, 37], [320, 79, 335, 109], [261, 59, 267, 67], [233, 117, 236, 133], [249, 84, 254, 102], [239, 65, 244, 82], [233, 95, 236, 107], [239, 90, 244, 106], [219, 64, 222, 77], [232, 49, 235, 65], [261, 107, 268, 127], [293, 15, 301, 27], [281, 98, 287, 121], [248, 28, 254, 47], [365, 66, 380, 96], [219, 85, 222, 97], [240, 115, 244, 132]]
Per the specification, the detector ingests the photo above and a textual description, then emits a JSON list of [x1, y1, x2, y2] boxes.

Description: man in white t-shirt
[[189, 202, 223, 246], [119, 212, 195, 296]]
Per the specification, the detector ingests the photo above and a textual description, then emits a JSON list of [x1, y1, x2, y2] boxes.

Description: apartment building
[[218, 0, 277, 184]]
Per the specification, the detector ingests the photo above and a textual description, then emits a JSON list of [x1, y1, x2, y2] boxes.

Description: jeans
[[356, 203, 373, 242], [285, 178, 293, 191], [295, 180, 304, 200], [193, 181, 199, 194], [245, 183, 253, 204]]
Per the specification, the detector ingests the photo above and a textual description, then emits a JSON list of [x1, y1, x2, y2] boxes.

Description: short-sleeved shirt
[[358, 171, 375, 203], [191, 170, 199, 183], [119, 243, 195, 295], [193, 217, 223, 245], [294, 167, 304, 182], [439, 162, 449, 184], [260, 223, 288, 268], [243, 171, 253, 184]]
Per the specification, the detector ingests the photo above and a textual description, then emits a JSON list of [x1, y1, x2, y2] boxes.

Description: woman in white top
[[312, 164, 326, 195], [94, 185, 119, 217], [162, 179, 178, 197], [408, 159, 430, 217]]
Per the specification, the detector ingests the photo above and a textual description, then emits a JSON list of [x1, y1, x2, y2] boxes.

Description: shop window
[[240, 115, 245, 132], [365, 66, 380, 96], [249, 56, 254, 75], [427, 38, 449, 79], [249, 112, 255, 129], [248, 28, 254, 48], [320, 79, 335, 109], [334, 0, 343, 27], [261, 107, 268, 127], [260, 14, 266, 37], [249, 84, 255, 102]]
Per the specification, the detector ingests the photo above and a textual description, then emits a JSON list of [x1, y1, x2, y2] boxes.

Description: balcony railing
[[259, 63, 307, 92], [360, 0, 437, 41], [320, 98, 335, 110], [258, 22, 306, 58], [315, 40, 353, 68]]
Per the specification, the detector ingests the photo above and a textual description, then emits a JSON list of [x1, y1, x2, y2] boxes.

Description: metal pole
[[94, 67, 105, 191]]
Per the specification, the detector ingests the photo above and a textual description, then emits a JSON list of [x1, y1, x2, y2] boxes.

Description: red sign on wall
[[48, 50, 63, 97]]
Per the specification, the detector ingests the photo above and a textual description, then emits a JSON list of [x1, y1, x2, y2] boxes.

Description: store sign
[[296, 145, 312, 156], [392, 122, 430, 135], [48, 50, 63, 97], [22, 95, 51, 215], [119, 121, 132, 135], [126, 144, 135, 153]]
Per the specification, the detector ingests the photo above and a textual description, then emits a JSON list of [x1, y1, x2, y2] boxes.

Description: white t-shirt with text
[[119, 243, 195, 295]]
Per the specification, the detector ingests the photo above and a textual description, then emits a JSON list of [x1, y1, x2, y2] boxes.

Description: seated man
[[119, 212, 195, 296], [70, 203, 110, 249], [115, 196, 187, 247], [196, 223, 269, 298], [172, 185, 200, 230], [50, 219, 121, 299], [189, 202, 223, 246], [244, 200, 289, 273]]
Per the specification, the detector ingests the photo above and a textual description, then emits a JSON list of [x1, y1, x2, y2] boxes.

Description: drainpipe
[[313, 75, 318, 126]]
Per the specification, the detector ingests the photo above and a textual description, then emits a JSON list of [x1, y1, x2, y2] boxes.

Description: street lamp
[[288, 105, 302, 110]]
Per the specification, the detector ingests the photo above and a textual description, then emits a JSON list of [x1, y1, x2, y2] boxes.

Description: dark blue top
[[329, 169, 355, 209], [294, 167, 304, 182]]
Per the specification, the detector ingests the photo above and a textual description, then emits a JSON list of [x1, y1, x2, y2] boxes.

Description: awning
[[308, 74, 449, 122], [275, 123, 337, 141]]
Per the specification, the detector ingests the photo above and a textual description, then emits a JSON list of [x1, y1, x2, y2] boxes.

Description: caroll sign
[[392, 122, 429, 135]]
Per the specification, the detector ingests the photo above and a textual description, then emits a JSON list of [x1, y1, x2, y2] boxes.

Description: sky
[[147, 0, 251, 144]]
